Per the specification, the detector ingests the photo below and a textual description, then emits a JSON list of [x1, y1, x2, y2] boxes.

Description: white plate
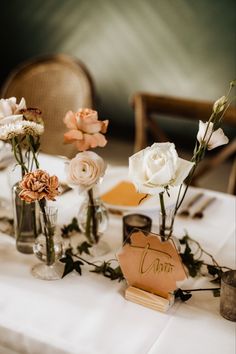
[[100, 166, 179, 212]]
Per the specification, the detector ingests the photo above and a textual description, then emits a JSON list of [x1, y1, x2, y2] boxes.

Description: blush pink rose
[[63, 108, 109, 151]]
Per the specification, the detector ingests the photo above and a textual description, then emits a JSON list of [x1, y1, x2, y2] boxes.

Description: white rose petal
[[0, 97, 16, 118], [0, 97, 27, 126], [129, 142, 194, 195], [0, 114, 23, 126], [0, 97, 26, 116], [197, 120, 229, 150], [172, 158, 194, 186]]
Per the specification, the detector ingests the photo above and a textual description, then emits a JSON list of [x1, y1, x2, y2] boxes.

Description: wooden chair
[[131, 92, 236, 194], [0, 54, 95, 157]]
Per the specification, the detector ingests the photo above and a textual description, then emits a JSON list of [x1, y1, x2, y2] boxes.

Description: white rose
[[197, 120, 229, 150], [129, 142, 194, 195], [66, 151, 106, 192], [0, 97, 26, 126]]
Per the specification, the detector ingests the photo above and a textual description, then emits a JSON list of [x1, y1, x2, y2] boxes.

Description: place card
[[101, 181, 149, 207], [117, 230, 186, 312]]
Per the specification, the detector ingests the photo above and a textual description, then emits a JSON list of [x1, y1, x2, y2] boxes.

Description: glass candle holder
[[122, 214, 152, 243], [220, 270, 236, 322]]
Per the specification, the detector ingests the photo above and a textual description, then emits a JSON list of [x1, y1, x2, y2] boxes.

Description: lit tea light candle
[[122, 214, 152, 243]]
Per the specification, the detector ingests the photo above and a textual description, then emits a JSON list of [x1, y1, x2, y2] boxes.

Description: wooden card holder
[[118, 230, 186, 312], [125, 286, 175, 312]]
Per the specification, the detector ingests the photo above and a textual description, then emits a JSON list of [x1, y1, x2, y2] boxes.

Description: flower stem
[[88, 188, 99, 243], [11, 137, 28, 177], [159, 192, 166, 241], [39, 199, 55, 266]]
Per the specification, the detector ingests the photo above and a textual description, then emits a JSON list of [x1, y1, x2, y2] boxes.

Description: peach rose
[[19, 170, 60, 203], [66, 151, 106, 192], [63, 108, 109, 151]]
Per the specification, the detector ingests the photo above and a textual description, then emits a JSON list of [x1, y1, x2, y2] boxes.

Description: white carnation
[[20, 121, 44, 136], [0, 121, 44, 141]]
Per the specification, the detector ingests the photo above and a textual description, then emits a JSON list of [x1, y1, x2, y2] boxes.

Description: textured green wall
[[1, 0, 235, 138]]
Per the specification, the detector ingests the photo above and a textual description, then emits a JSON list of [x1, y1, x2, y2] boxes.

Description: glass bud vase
[[78, 188, 109, 256], [32, 206, 64, 280], [159, 207, 175, 241], [12, 182, 40, 254], [159, 207, 180, 251]]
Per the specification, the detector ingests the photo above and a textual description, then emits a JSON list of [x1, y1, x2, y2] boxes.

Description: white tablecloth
[[0, 155, 235, 354]]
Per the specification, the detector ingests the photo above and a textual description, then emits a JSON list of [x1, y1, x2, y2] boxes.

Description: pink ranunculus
[[66, 151, 106, 192], [63, 108, 109, 151]]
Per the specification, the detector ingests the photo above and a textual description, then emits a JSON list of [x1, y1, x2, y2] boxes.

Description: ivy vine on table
[[60, 218, 230, 301]]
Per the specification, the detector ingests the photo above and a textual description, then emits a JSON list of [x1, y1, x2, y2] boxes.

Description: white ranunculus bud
[[197, 120, 229, 150], [129, 142, 194, 195]]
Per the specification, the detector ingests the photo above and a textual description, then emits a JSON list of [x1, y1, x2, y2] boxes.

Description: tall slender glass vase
[[32, 206, 64, 280], [12, 182, 40, 254]]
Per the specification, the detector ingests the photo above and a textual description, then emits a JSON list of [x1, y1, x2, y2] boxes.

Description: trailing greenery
[[60, 245, 124, 281], [60, 220, 230, 301], [179, 233, 231, 283]]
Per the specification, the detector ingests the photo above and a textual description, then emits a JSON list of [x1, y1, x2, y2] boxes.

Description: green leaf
[[207, 264, 219, 276], [90, 262, 124, 281], [77, 241, 92, 255], [174, 289, 192, 302], [60, 254, 74, 278], [74, 261, 84, 275], [61, 217, 80, 238]]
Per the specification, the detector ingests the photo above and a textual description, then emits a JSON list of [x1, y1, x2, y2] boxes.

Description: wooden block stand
[[125, 286, 175, 312]]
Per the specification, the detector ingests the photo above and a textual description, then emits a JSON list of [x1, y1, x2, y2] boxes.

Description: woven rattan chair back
[[1, 54, 95, 157]]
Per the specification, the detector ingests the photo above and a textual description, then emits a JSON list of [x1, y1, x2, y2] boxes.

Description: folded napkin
[[0, 141, 13, 169], [101, 181, 149, 207]]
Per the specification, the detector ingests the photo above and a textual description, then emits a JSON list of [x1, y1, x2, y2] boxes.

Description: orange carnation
[[19, 170, 60, 203]]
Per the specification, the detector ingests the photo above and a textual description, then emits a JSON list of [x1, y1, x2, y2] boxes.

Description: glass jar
[[78, 188, 109, 256], [12, 182, 40, 254], [32, 206, 64, 280]]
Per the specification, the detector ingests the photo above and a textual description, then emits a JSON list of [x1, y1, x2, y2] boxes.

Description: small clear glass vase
[[12, 182, 40, 254], [78, 188, 109, 256], [159, 207, 180, 251], [32, 206, 64, 280], [159, 207, 175, 241]]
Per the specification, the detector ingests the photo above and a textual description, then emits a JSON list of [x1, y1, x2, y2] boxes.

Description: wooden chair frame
[[0, 54, 96, 157], [131, 92, 236, 194]]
